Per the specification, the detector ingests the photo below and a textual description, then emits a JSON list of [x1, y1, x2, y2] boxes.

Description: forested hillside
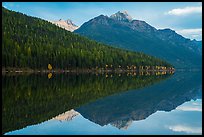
[[2, 7, 172, 70]]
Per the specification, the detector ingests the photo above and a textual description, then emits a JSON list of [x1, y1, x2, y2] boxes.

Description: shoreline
[[2, 68, 176, 73], [2, 67, 202, 75], [3, 67, 201, 75], [2, 69, 175, 77]]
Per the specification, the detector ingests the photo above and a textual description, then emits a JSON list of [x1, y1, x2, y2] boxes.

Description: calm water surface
[[2, 71, 202, 135]]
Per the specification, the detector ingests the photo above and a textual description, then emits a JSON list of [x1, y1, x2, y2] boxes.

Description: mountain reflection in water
[[2, 70, 202, 135], [76, 71, 201, 130]]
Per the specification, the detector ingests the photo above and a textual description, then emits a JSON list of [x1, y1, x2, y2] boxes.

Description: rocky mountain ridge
[[51, 19, 79, 32]]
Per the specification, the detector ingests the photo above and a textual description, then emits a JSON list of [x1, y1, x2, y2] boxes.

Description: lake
[[2, 70, 202, 135]]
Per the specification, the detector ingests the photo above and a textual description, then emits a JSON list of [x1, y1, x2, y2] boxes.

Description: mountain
[[75, 11, 202, 69], [2, 7, 173, 70], [110, 11, 133, 22], [191, 39, 202, 55], [157, 29, 202, 55], [50, 19, 79, 32]]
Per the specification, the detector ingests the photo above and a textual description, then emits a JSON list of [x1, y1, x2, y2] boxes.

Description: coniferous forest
[[2, 7, 173, 70]]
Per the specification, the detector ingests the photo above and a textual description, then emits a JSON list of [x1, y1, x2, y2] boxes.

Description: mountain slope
[[75, 11, 202, 69], [2, 7, 172, 69]]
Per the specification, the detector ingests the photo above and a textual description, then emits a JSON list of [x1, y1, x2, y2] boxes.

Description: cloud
[[175, 28, 202, 40], [176, 28, 202, 34], [168, 125, 202, 134], [175, 99, 202, 111], [166, 6, 202, 16], [176, 106, 202, 112]]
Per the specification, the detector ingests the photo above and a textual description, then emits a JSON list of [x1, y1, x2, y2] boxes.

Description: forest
[[2, 7, 173, 70]]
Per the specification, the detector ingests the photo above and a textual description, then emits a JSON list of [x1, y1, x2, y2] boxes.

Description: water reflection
[[52, 109, 80, 122], [75, 71, 201, 130], [2, 71, 172, 134], [5, 99, 202, 135], [48, 73, 52, 79], [2, 71, 202, 135]]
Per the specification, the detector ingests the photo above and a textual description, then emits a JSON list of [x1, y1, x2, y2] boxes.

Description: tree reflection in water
[[2, 71, 174, 134]]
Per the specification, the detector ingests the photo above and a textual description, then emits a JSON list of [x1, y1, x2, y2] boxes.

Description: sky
[[2, 2, 202, 40]]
